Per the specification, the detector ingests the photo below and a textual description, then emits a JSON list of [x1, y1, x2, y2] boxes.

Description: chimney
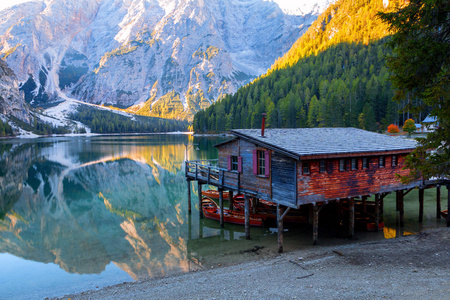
[[261, 113, 267, 137]]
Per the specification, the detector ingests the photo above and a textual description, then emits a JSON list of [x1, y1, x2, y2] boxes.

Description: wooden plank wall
[[272, 152, 296, 206], [296, 154, 414, 204], [217, 139, 271, 199]]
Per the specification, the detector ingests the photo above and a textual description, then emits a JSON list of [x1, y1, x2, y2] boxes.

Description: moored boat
[[202, 189, 230, 200], [367, 222, 385, 232], [201, 197, 263, 227], [231, 195, 307, 224], [441, 210, 448, 219]]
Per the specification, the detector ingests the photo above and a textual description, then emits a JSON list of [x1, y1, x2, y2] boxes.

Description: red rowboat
[[367, 222, 385, 232], [441, 210, 448, 219], [231, 195, 306, 224], [202, 190, 230, 200], [202, 197, 263, 227]]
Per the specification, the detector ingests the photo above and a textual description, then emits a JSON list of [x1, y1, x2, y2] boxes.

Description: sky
[[0, 0, 321, 14], [0, 0, 35, 11]]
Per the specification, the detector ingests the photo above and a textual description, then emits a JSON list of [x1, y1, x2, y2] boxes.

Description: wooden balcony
[[185, 159, 242, 192]]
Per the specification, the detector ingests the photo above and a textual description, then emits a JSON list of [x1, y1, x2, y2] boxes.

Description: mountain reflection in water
[[0, 135, 231, 296]]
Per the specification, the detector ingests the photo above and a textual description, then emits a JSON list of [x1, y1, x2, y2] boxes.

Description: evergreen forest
[[192, 0, 423, 133], [70, 105, 188, 134]]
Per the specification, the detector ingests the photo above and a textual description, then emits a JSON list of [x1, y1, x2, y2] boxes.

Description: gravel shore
[[58, 227, 449, 300]]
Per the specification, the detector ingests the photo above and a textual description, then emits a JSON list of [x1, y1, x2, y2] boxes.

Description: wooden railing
[[185, 159, 240, 190]]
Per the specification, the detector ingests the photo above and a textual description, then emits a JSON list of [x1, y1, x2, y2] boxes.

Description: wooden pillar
[[362, 196, 367, 213], [313, 204, 319, 245], [277, 204, 284, 253], [244, 195, 250, 239], [198, 183, 203, 219], [396, 192, 399, 211], [348, 198, 355, 239], [436, 185, 441, 219], [187, 180, 192, 214], [447, 185, 450, 227], [380, 195, 384, 215], [252, 198, 257, 214], [219, 189, 224, 228], [375, 194, 380, 232], [228, 190, 234, 210], [419, 188, 424, 222], [398, 190, 404, 227]]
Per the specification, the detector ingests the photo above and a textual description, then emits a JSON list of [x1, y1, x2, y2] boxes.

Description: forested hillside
[[193, 0, 413, 133], [70, 106, 188, 134]]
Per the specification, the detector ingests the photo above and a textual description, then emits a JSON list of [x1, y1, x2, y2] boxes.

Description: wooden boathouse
[[185, 127, 449, 252]]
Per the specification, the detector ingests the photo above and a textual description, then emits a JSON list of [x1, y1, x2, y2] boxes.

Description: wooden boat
[[202, 190, 229, 200], [367, 222, 385, 232], [441, 210, 448, 219], [202, 197, 263, 227], [231, 195, 306, 224]]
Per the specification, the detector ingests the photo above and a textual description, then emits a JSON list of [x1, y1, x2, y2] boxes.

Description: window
[[392, 155, 398, 167], [258, 150, 265, 175], [303, 162, 310, 175], [339, 159, 346, 171], [379, 156, 385, 168], [362, 157, 368, 169], [228, 155, 242, 172], [351, 158, 358, 170], [253, 150, 269, 177], [231, 156, 238, 171], [319, 160, 326, 173]]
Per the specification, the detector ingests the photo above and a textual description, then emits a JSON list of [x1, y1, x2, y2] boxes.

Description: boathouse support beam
[[447, 185, 450, 227], [198, 183, 203, 219], [375, 194, 380, 232], [349, 198, 355, 239], [187, 180, 192, 214], [436, 185, 441, 219], [277, 204, 285, 253], [419, 188, 424, 222], [228, 190, 234, 211], [396, 190, 405, 227], [313, 204, 319, 245], [312, 203, 326, 245], [219, 189, 224, 228], [244, 195, 250, 239]]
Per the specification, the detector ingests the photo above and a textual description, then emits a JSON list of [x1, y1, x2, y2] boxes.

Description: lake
[[0, 134, 446, 299]]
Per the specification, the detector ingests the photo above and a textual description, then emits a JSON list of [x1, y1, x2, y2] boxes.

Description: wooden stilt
[[187, 180, 192, 214], [349, 198, 355, 239], [419, 188, 424, 222], [436, 185, 441, 219], [228, 190, 234, 210], [219, 189, 224, 228], [198, 183, 203, 219], [396, 191, 399, 211], [399, 190, 404, 227], [380, 195, 384, 214], [375, 194, 380, 232], [362, 196, 367, 213], [252, 198, 257, 214], [313, 204, 319, 245], [447, 185, 450, 227], [244, 195, 250, 239], [277, 204, 284, 253]]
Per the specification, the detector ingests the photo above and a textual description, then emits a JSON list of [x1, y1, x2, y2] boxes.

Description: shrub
[[402, 118, 416, 136], [387, 124, 400, 133]]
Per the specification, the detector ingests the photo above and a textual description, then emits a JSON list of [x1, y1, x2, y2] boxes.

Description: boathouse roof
[[226, 128, 417, 159]]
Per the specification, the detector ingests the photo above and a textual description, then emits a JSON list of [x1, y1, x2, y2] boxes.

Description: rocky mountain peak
[[1, 0, 333, 121]]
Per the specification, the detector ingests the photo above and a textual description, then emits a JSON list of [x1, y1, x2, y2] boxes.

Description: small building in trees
[[421, 115, 439, 132], [185, 127, 448, 251]]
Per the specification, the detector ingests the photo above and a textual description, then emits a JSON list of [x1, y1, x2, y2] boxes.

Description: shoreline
[[58, 227, 449, 299]]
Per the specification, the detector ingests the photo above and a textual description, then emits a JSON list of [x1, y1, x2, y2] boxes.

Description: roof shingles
[[231, 128, 417, 157]]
